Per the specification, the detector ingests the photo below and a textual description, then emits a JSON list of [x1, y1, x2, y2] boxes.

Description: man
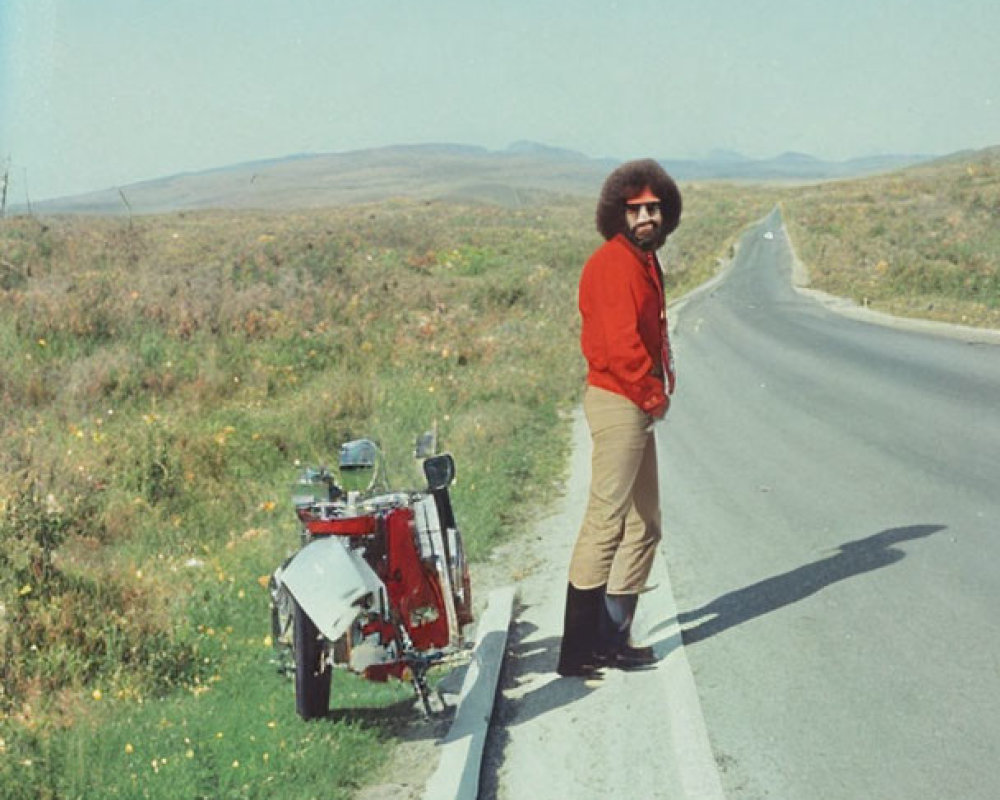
[[557, 159, 682, 677]]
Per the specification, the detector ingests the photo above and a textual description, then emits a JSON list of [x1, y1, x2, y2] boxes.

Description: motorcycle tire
[[293, 598, 331, 720]]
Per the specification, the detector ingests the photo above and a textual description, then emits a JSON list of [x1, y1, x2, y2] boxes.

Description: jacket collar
[[612, 233, 660, 267]]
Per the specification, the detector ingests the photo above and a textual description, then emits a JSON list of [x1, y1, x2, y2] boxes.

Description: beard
[[628, 221, 663, 251]]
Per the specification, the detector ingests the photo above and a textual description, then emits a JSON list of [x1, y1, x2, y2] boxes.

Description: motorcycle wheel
[[293, 598, 331, 720]]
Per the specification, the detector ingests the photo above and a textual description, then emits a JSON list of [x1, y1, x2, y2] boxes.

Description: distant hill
[[660, 150, 932, 182], [21, 142, 935, 215]]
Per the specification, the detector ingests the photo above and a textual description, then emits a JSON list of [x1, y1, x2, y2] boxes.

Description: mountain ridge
[[18, 141, 936, 215]]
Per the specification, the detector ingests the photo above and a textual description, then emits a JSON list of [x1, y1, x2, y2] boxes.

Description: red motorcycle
[[269, 436, 473, 719]]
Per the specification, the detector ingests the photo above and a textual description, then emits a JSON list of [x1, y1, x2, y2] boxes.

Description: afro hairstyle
[[595, 159, 682, 247]]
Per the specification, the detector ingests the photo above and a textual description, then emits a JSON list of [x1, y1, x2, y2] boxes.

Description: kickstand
[[412, 665, 435, 716]]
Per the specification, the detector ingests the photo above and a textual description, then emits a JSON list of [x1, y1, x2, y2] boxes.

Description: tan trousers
[[568, 385, 662, 594]]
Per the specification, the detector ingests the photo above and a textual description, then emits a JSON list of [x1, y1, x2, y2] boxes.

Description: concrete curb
[[423, 585, 516, 800]]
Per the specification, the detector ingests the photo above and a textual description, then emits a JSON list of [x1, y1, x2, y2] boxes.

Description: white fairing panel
[[280, 537, 386, 642]]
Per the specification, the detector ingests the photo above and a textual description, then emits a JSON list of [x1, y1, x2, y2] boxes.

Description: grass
[[2, 146, 995, 797]]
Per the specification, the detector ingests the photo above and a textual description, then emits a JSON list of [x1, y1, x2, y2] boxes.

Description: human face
[[625, 201, 662, 248]]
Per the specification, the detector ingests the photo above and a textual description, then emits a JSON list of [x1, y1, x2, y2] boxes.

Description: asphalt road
[[660, 208, 1000, 798]]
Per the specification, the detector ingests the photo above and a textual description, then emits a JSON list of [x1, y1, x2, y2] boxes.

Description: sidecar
[[269, 437, 473, 719]]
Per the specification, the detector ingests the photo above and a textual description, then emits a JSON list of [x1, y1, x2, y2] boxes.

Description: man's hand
[[649, 395, 670, 420]]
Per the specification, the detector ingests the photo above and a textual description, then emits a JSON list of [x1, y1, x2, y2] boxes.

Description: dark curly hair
[[595, 159, 682, 247]]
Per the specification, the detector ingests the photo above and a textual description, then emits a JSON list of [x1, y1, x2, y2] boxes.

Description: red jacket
[[579, 234, 674, 416]]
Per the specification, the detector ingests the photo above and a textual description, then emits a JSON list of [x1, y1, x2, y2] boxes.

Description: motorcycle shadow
[[323, 682, 461, 740], [326, 701, 454, 740]]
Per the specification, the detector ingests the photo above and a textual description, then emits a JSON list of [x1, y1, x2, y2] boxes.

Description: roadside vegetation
[[782, 145, 1000, 329], [2, 143, 995, 795], [0, 186, 773, 798]]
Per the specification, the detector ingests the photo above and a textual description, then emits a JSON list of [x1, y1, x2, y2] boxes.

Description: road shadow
[[494, 618, 601, 720], [658, 523, 946, 646], [479, 613, 603, 797]]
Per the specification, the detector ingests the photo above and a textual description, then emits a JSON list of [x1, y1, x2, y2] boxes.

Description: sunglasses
[[625, 202, 661, 215]]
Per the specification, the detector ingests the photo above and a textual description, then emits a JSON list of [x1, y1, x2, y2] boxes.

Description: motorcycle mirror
[[423, 453, 455, 491], [339, 439, 381, 494]]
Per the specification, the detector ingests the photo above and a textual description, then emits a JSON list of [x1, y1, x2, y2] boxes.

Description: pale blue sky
[[2, 0, 998, 201]]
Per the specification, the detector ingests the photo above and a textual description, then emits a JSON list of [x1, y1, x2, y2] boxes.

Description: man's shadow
[[662, 523, 946, 645], [496, 524, 945, 731]]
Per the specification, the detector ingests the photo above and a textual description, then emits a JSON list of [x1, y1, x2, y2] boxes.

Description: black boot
[[595, 592, 656, 669], [556, 583, 604, 677]]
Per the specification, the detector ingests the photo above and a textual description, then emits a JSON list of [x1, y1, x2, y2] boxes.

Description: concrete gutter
[[423, 585, 515, 800]]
